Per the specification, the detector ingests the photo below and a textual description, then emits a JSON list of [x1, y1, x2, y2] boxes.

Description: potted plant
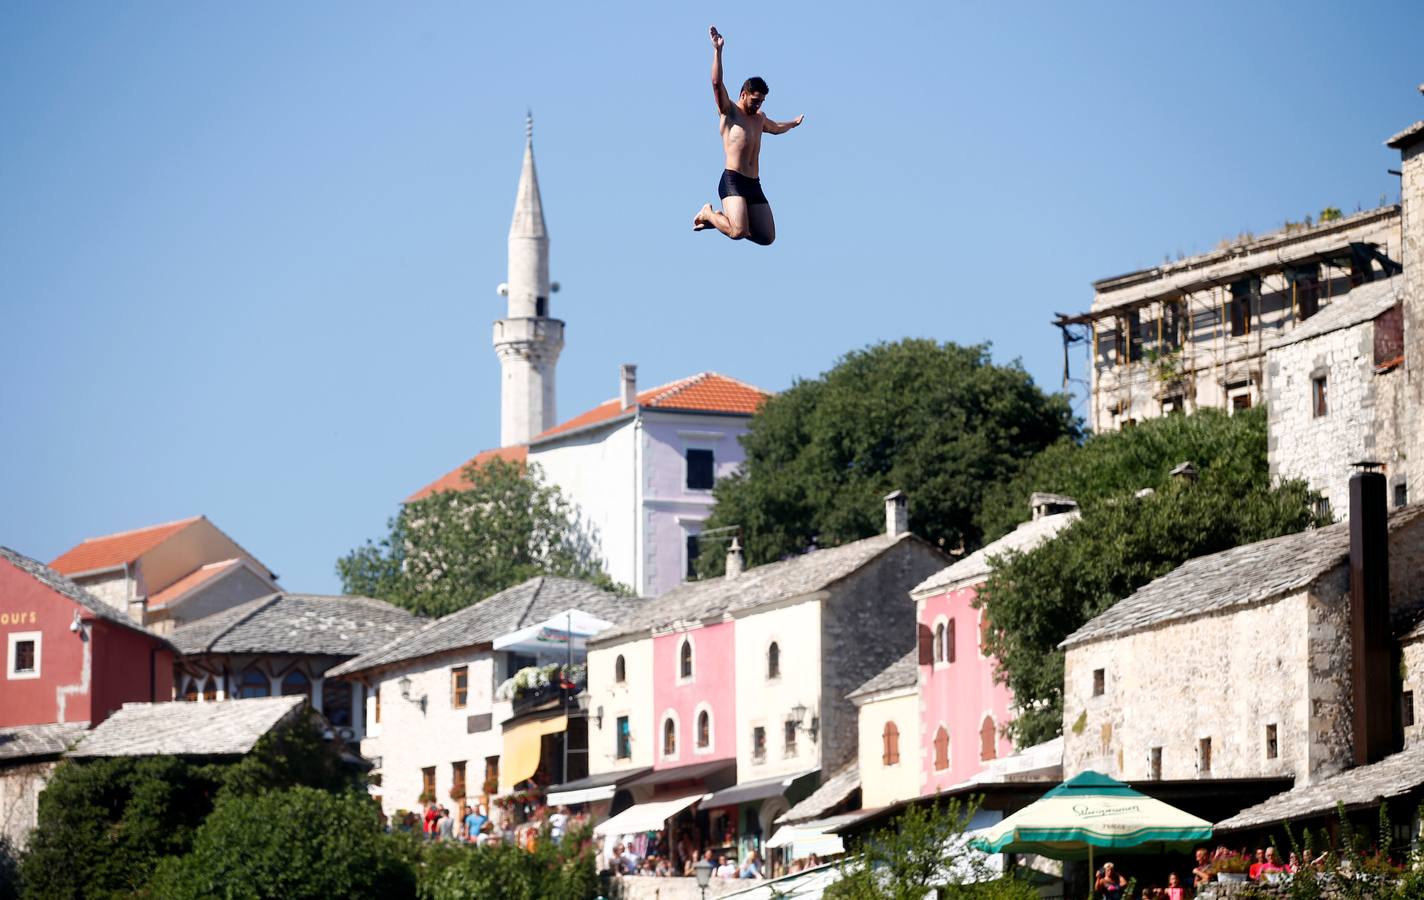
[[417, 790, 436, 806], [1211, 849, 1251, 882], [482, 776, 499, 796]]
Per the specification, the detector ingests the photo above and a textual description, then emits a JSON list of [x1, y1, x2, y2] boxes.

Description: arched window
[[680, 639, 693, 679], [663, 717, 678, 757], [697, 710, 711, 748], [239, 668, 270, 699], [281, 670, 311, 700], [980, 716, 997, 761], [947, 618, 957, 663], [934, 726, 950, 771], [767, 642, 780, 679], [201, 679, 216, 702], [882, 721, 900, 766], [182, 679, 199, 702], [615, 655, 627, 684], [934, 623, 946, 662]]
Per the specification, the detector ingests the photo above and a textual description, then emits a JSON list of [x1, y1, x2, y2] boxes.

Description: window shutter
[[918, 623, 934, 665]]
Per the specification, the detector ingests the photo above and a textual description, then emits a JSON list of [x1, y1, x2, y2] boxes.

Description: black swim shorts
[[718, 169, 769, 206]]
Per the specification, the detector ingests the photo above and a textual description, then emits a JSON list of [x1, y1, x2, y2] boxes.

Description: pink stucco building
[[911, 495, 1078, 795], [652, 621, 737, 769]]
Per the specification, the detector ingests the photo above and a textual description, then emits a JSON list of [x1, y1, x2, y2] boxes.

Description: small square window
[[752, 726, 767, 763], [1396, 482, 1409, 509], [1404, 692, 1416, 729], [7, 633, 40, 680], [451, 666, 469, 709], [1315, 497, 1332, 521], [1266, 724, 1278, 760], [1197, 737, 1212, 776], [784, 720, 797, 755], [1312, 376, 1328, 418], [1231, 393, 1252, 412], [685, 533, 701, 580], [1149, 746, 1162, 780], [1092, 669, 1105, 697], [686, 449, 715, 491]]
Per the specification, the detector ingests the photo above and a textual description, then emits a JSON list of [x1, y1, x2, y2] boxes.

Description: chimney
[[127, 596, 149, 626], [724, 537, 744, 580], [1029, 492, 1079, 521], [620, 364, 638, 408], [884, 491, 908, 537], [1349, 461, 1395, 765]]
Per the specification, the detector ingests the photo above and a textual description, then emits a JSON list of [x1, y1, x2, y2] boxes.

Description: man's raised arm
[[762, 114, 805, 135], [710, 26, 732, 114]]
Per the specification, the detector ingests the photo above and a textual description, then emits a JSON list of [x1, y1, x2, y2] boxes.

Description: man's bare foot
[[693, 203, 714, 231]]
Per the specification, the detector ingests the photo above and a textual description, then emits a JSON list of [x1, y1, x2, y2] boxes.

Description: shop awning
[[546, 767, 652, 806], [704, 768, 819, 808], [500, 714, 568, 793], [765, 812, 865, 850], [621, 759, 735, 789], [593, 792, 709, 836], [493, 608, 615, 655]]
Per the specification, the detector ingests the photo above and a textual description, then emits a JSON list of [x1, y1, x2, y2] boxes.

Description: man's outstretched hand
[[709, 26, 724, 50]]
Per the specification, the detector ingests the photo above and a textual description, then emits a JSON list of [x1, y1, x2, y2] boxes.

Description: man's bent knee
[[727, 224, 749, 240]]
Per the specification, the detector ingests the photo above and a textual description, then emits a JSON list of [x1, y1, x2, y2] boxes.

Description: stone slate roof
[[1266, 276, 1403, 351], [328, 576, 639, 677], [1387, 120, 1424, 150], [171, 592, 421, 657], [592, 533, 930, 646], [1061, 505, 1424, 649], [912, 509, 1079, 597], [846, 649, 917, 702], [777, 763, 862, 824], [1218, 743, 1424, 831], [70, 696, 303, 758], [0, 546, 175, 651], [0, 722, 88, 763]]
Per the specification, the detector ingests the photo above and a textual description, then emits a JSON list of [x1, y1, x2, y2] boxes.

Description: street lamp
[[693, 859, 714, 899], [397, 675, 426, 713]]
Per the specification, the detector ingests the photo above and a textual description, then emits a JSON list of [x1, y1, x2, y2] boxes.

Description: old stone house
[[1059, 206, 1402, 433], [846, 650, 917, 810], [168, 591, 421, 741], [327, 576, 636, 822], [1060, 473, 1424, 789], [1266, 275, 1408, 520]]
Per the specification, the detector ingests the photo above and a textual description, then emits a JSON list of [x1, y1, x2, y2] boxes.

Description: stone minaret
[[493, 114, 564, 446]]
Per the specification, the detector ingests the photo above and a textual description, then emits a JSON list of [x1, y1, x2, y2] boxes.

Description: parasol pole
[[1088, 844, 1093, 900]]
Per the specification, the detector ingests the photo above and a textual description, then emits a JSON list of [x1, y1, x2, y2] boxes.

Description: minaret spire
[[493, 114, 564, 447]]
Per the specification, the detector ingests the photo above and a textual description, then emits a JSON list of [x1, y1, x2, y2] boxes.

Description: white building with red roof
[[409, 120, 771, 597]]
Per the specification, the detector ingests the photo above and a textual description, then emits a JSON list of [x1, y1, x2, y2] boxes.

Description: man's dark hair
[[740, 76, 769, 96]]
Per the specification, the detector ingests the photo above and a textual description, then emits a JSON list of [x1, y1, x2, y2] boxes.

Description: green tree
[[150, 787, 415, 900], [976, 410, 1323, 746], [826, 798, 1039, 900], [18, 709, 356, 899], [417, 823, 598, 900], [696, 340, 1076, 576], [338, 459, 624, 618]]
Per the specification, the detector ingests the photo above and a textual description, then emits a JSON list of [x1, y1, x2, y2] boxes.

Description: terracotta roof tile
[[406, 445, 529, 503], [533, 372, 768, 442], [148, 559, 242, 610], [406, 373, 769, 503], [49, 517, 203, 576]]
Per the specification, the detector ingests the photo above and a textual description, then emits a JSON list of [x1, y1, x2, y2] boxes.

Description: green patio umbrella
[[970, 771, 1213, 886]]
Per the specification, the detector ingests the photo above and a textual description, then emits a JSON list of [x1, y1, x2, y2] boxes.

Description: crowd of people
[[393, 800, 577, 849], [1092, 845, 1314, 899], [599, 842, 768, 880]]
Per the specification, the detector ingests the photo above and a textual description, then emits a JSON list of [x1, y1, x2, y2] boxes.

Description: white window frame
[[930, 614, 950, 670], [677, 635, 695, 684], [693, 701, 715, 755], [7, 631, 41, 680], [661, 709, 682, 762]]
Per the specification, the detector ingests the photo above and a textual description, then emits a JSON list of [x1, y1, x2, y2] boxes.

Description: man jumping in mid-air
[[693, 26, 803, 246]]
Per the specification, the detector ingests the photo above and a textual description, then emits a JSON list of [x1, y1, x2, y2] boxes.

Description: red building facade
[[1, 547, 174, 728]]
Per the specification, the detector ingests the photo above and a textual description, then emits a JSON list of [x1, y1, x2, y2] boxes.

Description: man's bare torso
[[721, 107, 764, 179]]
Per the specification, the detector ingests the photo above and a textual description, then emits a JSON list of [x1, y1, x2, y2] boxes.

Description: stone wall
[[0, 760, 56, 849], [1400, 137, 1424, 501], [1267, 316, 1405, 519], [611, 875, 749, 900], [820, 539, 947, 774], [1063, 590, 1317, 783]]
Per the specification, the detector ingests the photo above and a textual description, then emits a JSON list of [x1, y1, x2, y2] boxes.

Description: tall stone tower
[[494, 114, 564, 446]]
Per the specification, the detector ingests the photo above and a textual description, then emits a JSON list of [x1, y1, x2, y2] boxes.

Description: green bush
[[150, 787, 414, 899], [418, 823, 598, 900]]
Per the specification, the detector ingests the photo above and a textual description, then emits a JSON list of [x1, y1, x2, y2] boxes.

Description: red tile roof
[[148, 559, 242, 609], [406, 373, 769, 504], [49, 517, 204, 577], [533, 372, 768, 442], [406, 445, 529, 503]]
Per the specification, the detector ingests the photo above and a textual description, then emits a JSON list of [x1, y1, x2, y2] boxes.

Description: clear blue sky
[[3, 2, 1421, 594]]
